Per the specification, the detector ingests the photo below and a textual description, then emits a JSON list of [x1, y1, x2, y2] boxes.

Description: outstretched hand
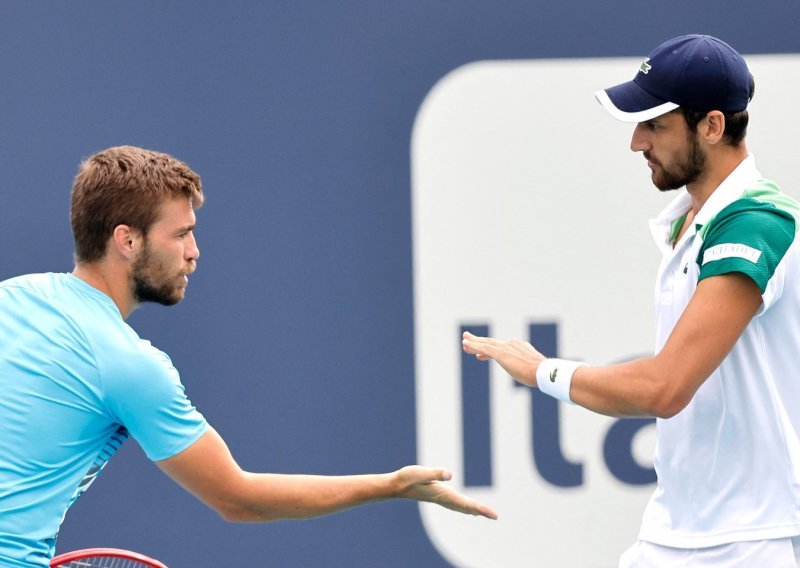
[[461, 330, 545, 387], [393, 466, 498, 520]]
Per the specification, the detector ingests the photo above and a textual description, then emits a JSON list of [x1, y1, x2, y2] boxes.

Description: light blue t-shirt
[[0, 273, 208, 567]]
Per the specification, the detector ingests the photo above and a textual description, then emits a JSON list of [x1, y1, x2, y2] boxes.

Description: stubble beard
[[649, 130, 707, 192], [131, 243, 188, 306]]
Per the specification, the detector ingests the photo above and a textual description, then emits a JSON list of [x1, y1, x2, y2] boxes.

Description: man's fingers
[[399, 467, 498, 520], [474, 502, 499, 520], [436, 485, 499, 520], [428, 480, 498, 520], [464, 333, 537, 358], [462, 333, 497, 356], [437, 468, 453, 482], [462, 335, 513, 361], [462, 331, 503, 346]]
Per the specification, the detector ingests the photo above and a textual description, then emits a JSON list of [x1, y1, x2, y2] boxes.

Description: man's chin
[[652, 174, 683, 193], [161, 289, 185, 306], [134, 287, 185, 306]]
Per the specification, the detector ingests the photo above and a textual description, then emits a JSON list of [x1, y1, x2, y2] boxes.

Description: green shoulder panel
[[742, 179, 800, 229], [696, 180, 797, 293]]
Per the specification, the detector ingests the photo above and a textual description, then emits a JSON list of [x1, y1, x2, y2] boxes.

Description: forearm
[[160, 429, 400, 522], [464, 275, 762, 420], [159, 429, 498, 523], [568, 356, 688, 419], [223, 471, 395, 522]]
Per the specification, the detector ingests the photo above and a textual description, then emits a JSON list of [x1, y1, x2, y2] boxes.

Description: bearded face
[[131, 237, 195, 306], [646, 125, 707, 192], [128, 197, 199, 307]]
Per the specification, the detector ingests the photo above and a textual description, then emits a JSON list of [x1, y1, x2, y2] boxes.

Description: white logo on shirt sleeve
[[702, 243, 762, 265]]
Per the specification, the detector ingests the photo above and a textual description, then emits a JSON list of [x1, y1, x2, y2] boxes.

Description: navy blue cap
[[595, 35, 752, 122]]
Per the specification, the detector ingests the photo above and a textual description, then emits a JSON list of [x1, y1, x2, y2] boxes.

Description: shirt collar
[[693, 154, 761, 227], [649, 190, 692, 254], [648, 155, 761, 252]]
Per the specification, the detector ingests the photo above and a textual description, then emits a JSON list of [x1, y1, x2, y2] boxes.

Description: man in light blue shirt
[[0, 146, 497, 567], [0, 272, 208, 565]]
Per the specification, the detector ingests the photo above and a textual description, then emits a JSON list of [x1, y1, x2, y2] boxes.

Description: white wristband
[[536, 358, 587, 405]]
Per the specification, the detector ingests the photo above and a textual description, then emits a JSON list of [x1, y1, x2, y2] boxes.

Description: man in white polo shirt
[[462, 35, 800, 566]]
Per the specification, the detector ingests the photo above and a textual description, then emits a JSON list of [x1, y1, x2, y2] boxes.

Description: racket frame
[[50, 548, 168, 568]]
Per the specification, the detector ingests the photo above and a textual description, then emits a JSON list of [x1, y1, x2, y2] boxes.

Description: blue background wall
[[2, 2, 799, 566]]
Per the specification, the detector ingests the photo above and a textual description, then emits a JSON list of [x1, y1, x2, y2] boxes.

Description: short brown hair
[[71, 146, 204, 262]]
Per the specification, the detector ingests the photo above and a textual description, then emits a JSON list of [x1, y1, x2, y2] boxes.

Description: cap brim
[[594, 80, 678, 123]]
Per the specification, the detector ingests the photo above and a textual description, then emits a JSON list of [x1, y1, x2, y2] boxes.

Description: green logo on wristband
[[549, 368, 558, 382]]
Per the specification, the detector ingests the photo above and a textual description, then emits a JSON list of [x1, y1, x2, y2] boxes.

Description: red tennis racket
[[50, 548, 168, 568]]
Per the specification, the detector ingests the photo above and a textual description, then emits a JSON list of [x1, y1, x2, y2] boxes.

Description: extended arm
[[156, 426, 498, 522], [462, 272, 762, 418]]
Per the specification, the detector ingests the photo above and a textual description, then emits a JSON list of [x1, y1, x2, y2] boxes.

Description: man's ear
[[111, 225, 142, 260], [700, 110, 726, 145]]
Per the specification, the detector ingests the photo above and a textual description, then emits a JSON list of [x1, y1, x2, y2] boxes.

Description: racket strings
[[56, 559, 155, 568]]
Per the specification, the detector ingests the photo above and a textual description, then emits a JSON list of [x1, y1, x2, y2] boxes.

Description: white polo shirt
[[639, 155, 800, 548]]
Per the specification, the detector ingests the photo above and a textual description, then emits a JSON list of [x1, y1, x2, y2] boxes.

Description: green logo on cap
[[640, 58, 652, 74]]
